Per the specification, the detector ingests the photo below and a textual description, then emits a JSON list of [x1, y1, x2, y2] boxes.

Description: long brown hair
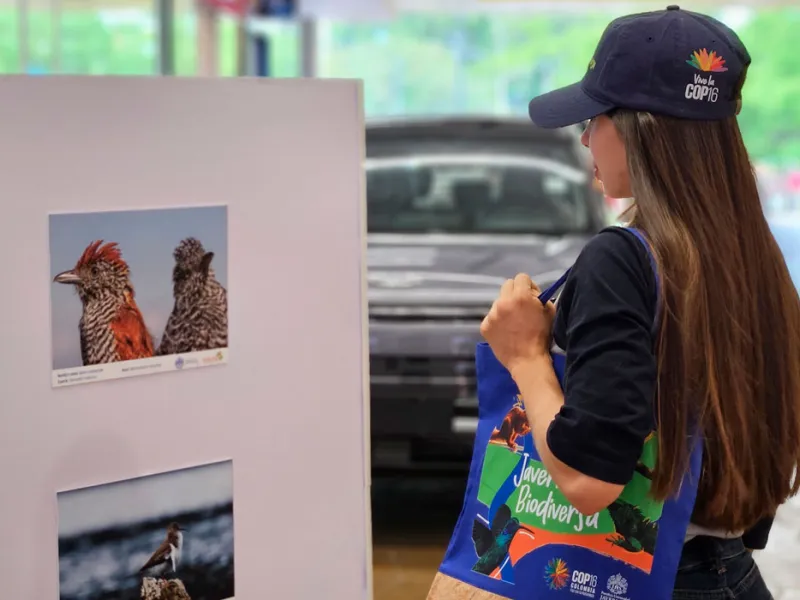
[[612, 108, 800, 532]]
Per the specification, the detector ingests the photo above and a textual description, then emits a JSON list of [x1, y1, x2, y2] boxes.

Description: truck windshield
[[366, 153, 593, 235]]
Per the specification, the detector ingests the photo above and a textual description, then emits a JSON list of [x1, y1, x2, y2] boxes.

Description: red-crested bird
[[53, 240, 155, 366]]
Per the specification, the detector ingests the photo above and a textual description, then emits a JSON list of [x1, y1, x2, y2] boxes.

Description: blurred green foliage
[[0, 7, 797, 165], [321, 8, 800, 166]]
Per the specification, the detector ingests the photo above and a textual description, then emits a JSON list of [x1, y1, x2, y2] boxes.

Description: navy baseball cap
[[528, 5, 752, 128]]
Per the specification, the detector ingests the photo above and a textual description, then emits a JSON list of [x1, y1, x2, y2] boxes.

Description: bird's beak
[[53, 270, 81, 285]]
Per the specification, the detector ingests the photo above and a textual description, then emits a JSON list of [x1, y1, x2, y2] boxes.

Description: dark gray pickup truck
[[366, 116, 608, 473]]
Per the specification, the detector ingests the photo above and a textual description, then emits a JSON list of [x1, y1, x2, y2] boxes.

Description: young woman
[[477, 5, 800, 600]]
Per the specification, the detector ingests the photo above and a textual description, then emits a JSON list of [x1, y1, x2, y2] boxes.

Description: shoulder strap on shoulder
[[618, 226, 662, 334]]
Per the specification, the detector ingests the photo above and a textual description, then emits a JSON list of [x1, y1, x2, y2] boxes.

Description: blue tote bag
[[431, 227, 703, 600]]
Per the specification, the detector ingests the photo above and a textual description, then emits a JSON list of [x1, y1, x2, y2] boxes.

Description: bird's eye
[[90, 265, 99, 276]]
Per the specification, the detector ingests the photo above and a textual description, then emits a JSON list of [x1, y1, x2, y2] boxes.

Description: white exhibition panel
[[0, 76, 371, 599]]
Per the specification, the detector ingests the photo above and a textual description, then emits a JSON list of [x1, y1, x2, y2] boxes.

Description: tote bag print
[[477, 397, 663, 577], [433, 354, 700, 600], [433, 227, 701, 600]]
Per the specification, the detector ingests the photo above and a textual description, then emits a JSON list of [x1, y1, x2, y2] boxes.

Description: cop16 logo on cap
[[685, 74, 720, 103]]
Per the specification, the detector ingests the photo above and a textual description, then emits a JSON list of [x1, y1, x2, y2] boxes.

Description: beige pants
[[426, 572, 511, 600]]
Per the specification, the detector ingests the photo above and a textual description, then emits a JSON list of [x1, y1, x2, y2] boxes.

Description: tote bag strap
[[621, 226, 663, 335], [538, 268, 571, 303]]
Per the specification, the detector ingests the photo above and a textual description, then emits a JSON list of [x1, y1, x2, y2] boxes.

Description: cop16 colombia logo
[[544, 558, 570, 590]]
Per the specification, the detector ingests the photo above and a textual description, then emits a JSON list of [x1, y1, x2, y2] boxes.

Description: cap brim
[[528, 82, 615, 129]]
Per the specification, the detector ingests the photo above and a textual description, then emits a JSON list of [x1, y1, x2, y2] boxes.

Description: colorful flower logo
[[686, 48, 728, 72], [544, 558, 570, 590]]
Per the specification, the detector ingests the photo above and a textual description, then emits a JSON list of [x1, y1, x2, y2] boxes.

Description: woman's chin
[[602, 186, 627, 200], [598, 177, 633, 200], [598, 178, 625, 199]]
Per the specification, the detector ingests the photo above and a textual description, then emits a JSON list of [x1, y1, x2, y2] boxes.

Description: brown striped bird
[[53, 240, 155, 365], [157, 237, 228, 356]]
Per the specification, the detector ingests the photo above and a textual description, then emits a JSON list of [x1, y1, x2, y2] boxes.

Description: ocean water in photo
[[58, 503, 234, 600]]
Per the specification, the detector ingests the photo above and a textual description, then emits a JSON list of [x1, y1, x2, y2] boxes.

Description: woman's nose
[[580, 125, 590, 148]]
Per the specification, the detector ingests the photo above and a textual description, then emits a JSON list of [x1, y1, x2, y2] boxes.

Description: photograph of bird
[[53, 240, 155, 365], [138, 522, 187, 581], [470, 503, 523, 576], [157, 237, 228, 356], [57, 459, 233, 600]]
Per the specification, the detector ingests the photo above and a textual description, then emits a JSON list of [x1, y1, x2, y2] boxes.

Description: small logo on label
[[607, 573, 629, 596], [201, 350, 225, 365], [175, 356, 184, 369], [544, 558, 570, 590], [570, 569, 598, 597], [686, 48, 728, 72]]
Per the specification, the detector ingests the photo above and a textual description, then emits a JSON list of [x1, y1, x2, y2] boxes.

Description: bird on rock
[[139, 522, 187, 581]]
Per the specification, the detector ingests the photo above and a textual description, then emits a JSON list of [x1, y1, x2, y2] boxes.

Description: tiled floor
[[755, 495, 800, 599], [372, 477, 463, 600]]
